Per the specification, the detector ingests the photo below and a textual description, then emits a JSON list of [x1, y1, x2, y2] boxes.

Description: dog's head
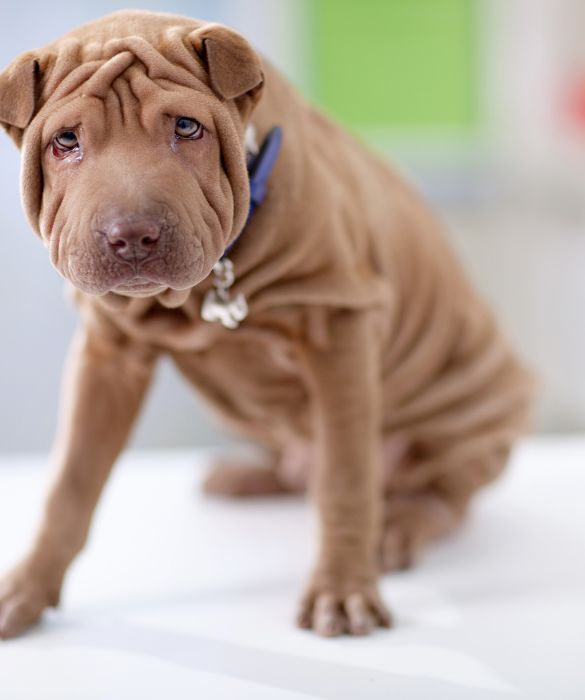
[[0, 10, 264, 297]]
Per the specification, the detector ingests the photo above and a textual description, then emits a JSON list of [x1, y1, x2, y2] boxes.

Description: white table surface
[[0, 437, 584, 699]]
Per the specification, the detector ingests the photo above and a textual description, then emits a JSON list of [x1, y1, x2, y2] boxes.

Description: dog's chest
[[176, 326, 310, 440], [113, 300, 314, 441], [179, 321, 314, 441]]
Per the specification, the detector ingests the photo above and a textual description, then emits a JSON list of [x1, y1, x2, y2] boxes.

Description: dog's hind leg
[[378, 444, 512, 572]]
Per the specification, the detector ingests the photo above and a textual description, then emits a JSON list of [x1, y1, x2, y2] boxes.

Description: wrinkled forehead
[[39, 33, 212, 108]]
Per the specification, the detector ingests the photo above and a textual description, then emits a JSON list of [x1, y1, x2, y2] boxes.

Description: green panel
[[310, 0, 477, 130]]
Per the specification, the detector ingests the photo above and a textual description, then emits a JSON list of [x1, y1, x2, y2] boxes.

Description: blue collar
[[221, 126, 283, 259]]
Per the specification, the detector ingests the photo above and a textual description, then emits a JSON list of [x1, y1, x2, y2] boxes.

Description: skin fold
[[0, 10, 535, 639]]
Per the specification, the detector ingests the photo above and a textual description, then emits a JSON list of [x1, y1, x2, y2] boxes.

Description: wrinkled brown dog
[[0, 10, 534, 639]]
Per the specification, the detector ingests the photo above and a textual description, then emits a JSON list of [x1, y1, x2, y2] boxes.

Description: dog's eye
[[54, 131, 79, 151], [175, 117, 203, 140]]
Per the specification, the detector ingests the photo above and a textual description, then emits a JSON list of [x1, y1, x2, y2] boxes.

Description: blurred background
[[0, 0, 583, 454]]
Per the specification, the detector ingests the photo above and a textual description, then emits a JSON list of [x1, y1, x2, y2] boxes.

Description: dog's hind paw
[[203, 461, 298, 498], [379, 490, 466, 573]]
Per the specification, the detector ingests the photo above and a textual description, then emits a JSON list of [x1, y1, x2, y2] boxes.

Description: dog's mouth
[[113, 276, 168, 296], [106, 256, 203, 296], [66, 251, 205, 297]]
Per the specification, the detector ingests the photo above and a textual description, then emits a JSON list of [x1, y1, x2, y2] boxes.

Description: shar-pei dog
[[0, 10, 534, 638]]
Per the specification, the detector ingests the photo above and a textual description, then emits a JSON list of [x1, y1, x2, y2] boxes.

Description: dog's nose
[[102, 220, 161, 263]]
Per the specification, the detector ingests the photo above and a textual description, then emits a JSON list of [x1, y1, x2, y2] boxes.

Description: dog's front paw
[[297, 574, 392, 637], [0, 563, 61, 640]]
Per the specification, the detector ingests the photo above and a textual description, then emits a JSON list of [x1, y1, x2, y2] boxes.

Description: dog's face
[[0, 11, 263, 297]]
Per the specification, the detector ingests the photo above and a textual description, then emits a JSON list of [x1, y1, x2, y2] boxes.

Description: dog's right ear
[[0, 54, 38, 146], [189, 23, 264, 118]]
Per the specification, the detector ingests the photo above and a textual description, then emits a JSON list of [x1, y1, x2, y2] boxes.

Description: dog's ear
[[189, 24, 264, 110], [0, 54, 38, 145]]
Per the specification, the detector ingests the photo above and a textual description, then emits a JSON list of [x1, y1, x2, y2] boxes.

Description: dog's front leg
[[297, 309, 391, 637], [0, 327, 156, 639]]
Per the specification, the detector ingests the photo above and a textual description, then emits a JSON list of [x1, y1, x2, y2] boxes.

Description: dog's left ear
[[189, 24, 264, 112], [0, 53, 38, 146]]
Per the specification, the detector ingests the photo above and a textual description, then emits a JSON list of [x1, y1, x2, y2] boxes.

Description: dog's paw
[[203, 461, 302, 498], [379, 491, 465, 573], [0, 565, 60, 640], [296, 578, 392, 637]]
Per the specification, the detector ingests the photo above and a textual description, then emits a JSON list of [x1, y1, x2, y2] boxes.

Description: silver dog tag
[[201, 258, 248, 329]]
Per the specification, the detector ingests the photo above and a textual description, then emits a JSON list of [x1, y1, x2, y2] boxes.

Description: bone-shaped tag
[[201, 288, 248, 329], [201, 258, 248, 329]]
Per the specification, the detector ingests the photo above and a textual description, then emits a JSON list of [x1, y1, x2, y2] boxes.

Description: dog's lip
[[114, 276, 165, 293]]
